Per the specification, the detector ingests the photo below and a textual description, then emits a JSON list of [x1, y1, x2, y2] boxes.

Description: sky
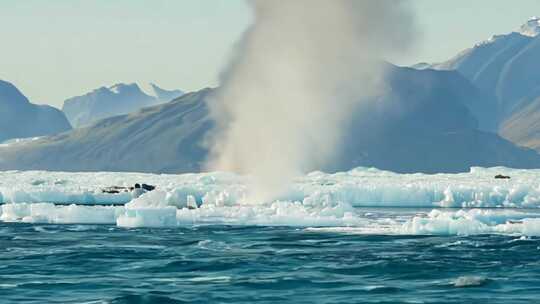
[[1, 0, 540, 108]]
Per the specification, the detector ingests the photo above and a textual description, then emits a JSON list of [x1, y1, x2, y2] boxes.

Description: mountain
[[62, 83, 183, 128], [0, 89, 211, 173], [429, 17, 540, 116], [331, 65, 540, 173], [500, 95, 540, 151], [1, 65, 539, 174], [150, 83, 184, 102], [426, 17, 540, 152], [408, 62, 499, 132], [432, 31, 533, 115], [0, 80, 71, 142]]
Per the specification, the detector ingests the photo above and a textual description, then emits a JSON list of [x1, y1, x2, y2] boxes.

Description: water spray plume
[[207, 0, 416, 202]]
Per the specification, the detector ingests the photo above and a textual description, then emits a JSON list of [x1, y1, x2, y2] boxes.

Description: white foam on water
[[187, 276, 232, 283]]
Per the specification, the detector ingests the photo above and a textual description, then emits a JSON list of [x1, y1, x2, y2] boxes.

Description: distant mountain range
[[0, 89, 212, 173], [425, 17, 540, 152], [1, 64, 539, 174], [0, 80, 71, 143], [3, 18, 540, 174], [62, 83, 183, 128]]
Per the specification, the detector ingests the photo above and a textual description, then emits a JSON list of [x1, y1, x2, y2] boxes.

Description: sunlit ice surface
[[2, 167, 540, 233]]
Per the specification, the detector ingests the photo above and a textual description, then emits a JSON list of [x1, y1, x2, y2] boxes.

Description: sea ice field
[[3, 167, 540, 234], [3, 167, 540, 303]]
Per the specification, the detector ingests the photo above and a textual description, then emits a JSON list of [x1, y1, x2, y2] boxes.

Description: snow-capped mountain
[[423, 17, 540, 152], [0, 80, 71, 142], [1, 65, 539, 174], [62, 83, 183, 128], [431, 32, 532, 107], [431, 17, 540, 105], [429, 21, 540, 118]]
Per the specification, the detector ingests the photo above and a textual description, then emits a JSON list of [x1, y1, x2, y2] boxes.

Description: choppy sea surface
[[2, 208, 540, 304]]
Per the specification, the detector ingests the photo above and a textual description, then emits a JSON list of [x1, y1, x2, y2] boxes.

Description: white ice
[[2, 167, 540, 235]]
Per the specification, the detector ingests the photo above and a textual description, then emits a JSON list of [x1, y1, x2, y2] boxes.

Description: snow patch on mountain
[[519, 16, 540, 37]]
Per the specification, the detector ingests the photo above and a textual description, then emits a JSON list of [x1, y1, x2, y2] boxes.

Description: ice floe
[[2, 167, 540, 233]]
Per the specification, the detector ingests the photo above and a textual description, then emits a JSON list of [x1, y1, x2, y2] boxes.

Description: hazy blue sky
[[2, 0, 540, 108]]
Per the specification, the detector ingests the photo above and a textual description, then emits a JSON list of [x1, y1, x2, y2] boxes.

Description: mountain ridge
[[419, 17, 540, 153], [1, 66, 538, 174], [0, 79, 72, 142], [62, 82, 184, 128]]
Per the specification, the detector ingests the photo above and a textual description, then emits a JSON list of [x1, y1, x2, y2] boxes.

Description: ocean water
[[3, 168, 540, 303], [2, 208, 540, 304]]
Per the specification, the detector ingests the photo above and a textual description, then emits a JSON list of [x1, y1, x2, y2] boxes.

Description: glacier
[[3, 167, 540, 235]]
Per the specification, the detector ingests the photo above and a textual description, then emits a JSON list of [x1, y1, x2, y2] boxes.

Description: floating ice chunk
[[131, 188, 145, 199], [116, 207, 177, 228], [0, 187, 131, 205], [402, 210, 489, 235], [1, 203, 31, 222], [186, 195, 198, 209], [116, 191, 179, 227], [520, 218, 540, 236], [174, 200, 362, 227], [453, 276, 488, 287], [1, 203, 121, 224], [401, 209, 540, 236], [125, 190, 169, 209]]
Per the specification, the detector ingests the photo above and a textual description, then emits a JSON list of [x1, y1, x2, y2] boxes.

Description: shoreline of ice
[[3, 167, 540, 235]]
